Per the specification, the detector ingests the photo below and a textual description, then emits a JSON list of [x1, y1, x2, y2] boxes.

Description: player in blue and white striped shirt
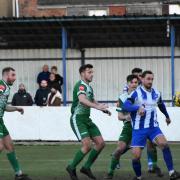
[[123, 70, 180, 180], [124, 68, 162, 176]]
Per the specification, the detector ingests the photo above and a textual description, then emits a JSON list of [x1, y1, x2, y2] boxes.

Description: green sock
[[148, 148, 158, 168], [83, 149, 100, 169], [108, 156, 119, 175], [69, 149, 86, 169], [7, 151, 22, 175]]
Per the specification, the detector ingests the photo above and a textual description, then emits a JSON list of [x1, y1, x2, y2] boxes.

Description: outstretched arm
[[79, 94, 109, 112], [5, 106, 24, 114], [123, 100, 140, 112]]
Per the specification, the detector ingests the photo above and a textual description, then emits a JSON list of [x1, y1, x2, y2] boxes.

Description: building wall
[[19, 0, 66, 17], [0, 47, 179, 102], [18, 0, 167, 17], [0, 0, 13, 17]]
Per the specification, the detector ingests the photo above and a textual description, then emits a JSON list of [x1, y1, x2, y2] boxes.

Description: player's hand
[[125, 114, 131, 121], [16, 107, 24, 115], [138, 106, 145, 116], [102, 109, 112, 116], [97, 104, 108, 111], [166, 118, 171, 126]]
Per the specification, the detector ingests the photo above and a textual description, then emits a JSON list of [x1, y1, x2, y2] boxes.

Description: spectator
[[11, 83, 33, 106], [51, 66, 63, 93], [48, 73, 61, 92], [37, 64, 50, 85], [34, 80, 50, 106], [47, 85, 62, 106]]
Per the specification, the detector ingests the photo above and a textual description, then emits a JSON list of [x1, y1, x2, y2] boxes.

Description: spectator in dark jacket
[[12, 83, 33, 106], [48, 73, 61, 93], [37, 65, 50, 85], [34, 80, 50, 106], [51, 66, 63, 93]]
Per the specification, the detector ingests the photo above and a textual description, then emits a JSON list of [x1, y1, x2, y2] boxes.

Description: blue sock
[[132, 159, 141, 177], [162, 147, 174, 171]]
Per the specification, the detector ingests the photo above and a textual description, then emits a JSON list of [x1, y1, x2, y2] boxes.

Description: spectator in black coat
[[12, 83, 33, 106], [48, 73, 61, 93], [37, 64, 50, 85], [34, 80, 50, 106], [51, 66, 63, 93]]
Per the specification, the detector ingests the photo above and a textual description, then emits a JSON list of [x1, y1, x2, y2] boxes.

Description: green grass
[[0, 143, 180, 180]]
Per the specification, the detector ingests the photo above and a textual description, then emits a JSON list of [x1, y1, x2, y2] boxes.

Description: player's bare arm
[[93, 99, 111, 116], [5, 106, 24, 114], [78, 94, 108, 111]]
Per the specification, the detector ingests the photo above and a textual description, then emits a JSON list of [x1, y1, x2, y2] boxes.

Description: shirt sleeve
[[123, 91, 140, 112], [77, 84, 87, 96], [158, 96, 169, 118]]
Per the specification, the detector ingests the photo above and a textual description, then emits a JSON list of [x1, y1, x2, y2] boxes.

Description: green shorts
[[119, 122, 132, 145], [0, 119, 9, 139], [70, 114, 101, 141]]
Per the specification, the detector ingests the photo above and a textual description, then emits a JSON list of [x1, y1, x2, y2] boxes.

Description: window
[[88, 9, 107, 16], [169, 4, 180, 15]]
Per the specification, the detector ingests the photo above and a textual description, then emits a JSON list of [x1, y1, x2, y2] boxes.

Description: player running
[[0, 67, 32, 180], [123, 68, 162, 176], [105, 74, 138, 179], [123, 70, 180, 180], [66, 64, 111, 180]]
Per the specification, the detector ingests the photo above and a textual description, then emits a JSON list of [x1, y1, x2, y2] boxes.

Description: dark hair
[[142, 70, 153, 78], [126, 74, 138, 83], [2, 67, 15, 75], [79, 64, 93, 74], [131, 68, 142, 74], [51, 66, 57, 71]]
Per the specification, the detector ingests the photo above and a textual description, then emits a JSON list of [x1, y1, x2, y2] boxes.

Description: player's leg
[[132, 147, 143, 180], [0, 121, 5, 153], [105, 123, 132, 179], [104, 141, 127, 179], [149, 127, 180, 180], [3, 134, 22, 175], [147, 140, 157, 171], [147, 140, 163, 177], [80, 122, 104, 179], [131, 129, 147, 180], [67, 115, 91, 180], [69, 137, 92, 170], [3, 134, 32, 180]]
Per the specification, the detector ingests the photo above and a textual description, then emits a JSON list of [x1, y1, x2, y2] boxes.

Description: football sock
[[7, 151, 22, 175], [132, 159, 142, 177], [83, 149, 100, 169], [69, 149, 86, 169]]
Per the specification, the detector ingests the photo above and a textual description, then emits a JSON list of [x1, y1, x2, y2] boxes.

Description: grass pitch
[[0, 143, 180, 180]]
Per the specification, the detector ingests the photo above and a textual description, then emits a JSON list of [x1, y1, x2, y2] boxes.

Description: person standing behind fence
[[37, 64, 50, 85], [34, 80, 50, 106], [47, 85, 62, 106], [48, 73, 61, 93], [12, 83, 33, 106], [51, 66, 63, 93]]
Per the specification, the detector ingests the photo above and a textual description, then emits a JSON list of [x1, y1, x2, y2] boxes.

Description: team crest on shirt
[[79, 85, 85, 91], [0, 85, 5, 92]]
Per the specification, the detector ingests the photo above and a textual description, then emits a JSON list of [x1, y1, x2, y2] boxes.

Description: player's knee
[[82, 143, 91, 153], [5, 143, 14, 152], [96, 140, 105, 150], [132, 150, 141, 160], [159, 142, 169, 150]]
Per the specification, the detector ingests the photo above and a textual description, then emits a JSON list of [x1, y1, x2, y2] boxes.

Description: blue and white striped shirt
[[123, 86, 169, 130]]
